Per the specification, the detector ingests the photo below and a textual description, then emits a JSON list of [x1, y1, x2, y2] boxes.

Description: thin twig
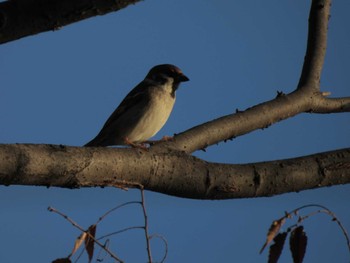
[[150, 234, 168, 263], [286, 204, 350, 252], [96, 239, 110, 263], [95, 201, 141, 225], [48, 206, 124, 263], [140, 187, 153, 263], [97, 226, 145, 240]]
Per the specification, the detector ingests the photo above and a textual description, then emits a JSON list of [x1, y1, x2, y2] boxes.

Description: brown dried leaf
[[260, 218, 286, 254], [268, 232, 288, 263], [290, 226, 307, 263], [70, 232, 87, 257], [52, 258, 72, 263], [85, 224, 97, 263]]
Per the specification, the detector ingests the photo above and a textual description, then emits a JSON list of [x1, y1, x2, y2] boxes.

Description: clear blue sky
[[1, 1, 349, 262]]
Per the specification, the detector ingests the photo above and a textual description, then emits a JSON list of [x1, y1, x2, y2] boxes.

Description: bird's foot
[[124, 137, 149, 150], [161, 135, 174, 142]]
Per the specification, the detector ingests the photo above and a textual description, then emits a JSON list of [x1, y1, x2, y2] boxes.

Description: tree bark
[[0, 0, 141, 44], [0, 144, 349, 199]]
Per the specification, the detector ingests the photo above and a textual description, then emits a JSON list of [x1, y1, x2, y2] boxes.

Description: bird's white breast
[[127, 82, 176, 142]]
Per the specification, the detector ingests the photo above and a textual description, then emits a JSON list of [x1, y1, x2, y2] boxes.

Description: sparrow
[[84, 64, 189, 147]]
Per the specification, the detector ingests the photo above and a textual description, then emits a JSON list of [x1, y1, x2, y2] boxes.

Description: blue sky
[[1, 1, 349, 262]]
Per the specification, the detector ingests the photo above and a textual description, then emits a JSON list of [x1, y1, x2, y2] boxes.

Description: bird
[[84, 64, 189, 147]]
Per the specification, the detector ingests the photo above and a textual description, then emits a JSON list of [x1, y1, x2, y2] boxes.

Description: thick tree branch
[[155, 91, 349, 154], [154, 91, 308, 153], [0, 144, 349, 199], [0, 0, 141, 44], [152, 0, 344, 154]]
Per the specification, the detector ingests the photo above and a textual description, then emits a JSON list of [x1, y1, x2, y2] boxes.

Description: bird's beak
[[179, 74, 189, 82]]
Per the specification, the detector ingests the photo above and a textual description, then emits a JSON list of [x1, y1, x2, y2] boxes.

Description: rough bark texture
[[157, 91, 350, 154], [0, 0, 349, 198], [0, 144, 349, 199], [0, 0, 141, 44]]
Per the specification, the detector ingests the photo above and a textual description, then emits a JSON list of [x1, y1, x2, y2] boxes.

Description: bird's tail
[[84, 141, 95, 147], [84, 137, 101, 147]]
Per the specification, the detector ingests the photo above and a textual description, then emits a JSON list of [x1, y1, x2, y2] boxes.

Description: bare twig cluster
[[50, 188, 167, 263]]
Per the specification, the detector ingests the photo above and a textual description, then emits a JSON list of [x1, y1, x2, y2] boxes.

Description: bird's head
[[146, 64, 189, 88]]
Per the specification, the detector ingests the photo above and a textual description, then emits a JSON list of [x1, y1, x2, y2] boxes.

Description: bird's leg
[[145, 135, 174, 145], [124, 137, 149, 150], [161, 135, 174, 142]]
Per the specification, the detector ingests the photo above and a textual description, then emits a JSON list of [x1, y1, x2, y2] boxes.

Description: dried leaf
[[85, 224, 97, 263], [260, 218, 286, 254], [52, 258, 72, 263], [70, 232, 87, 257], [290, 226, 307, 263], [268, 232, 288, 263]]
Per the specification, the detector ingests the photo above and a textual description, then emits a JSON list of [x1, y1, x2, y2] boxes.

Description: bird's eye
[[152, 74, 168, 84]]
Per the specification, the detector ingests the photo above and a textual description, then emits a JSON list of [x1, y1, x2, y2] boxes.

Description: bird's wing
[[100, 81, 151, 130]]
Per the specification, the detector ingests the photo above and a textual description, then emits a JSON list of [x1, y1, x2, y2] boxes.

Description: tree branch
[[309, 96, 350, 113], [0, 0, 141, 44], [298, 0, 330, 90], [151, 0, 344, 154], [0, 144, 349, 199], [155, 90, 349, 154]]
